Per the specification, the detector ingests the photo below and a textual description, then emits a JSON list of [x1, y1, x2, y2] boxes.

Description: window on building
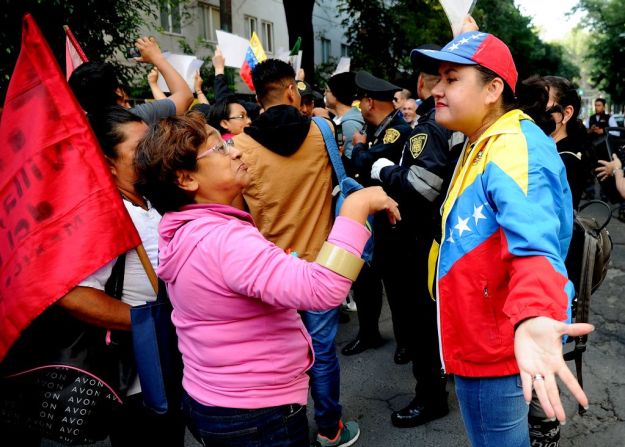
[[245, 16, 257, 39], [261, 21, 274, 53], [321, 38, 331, 63], [341, 43, 350, 57], [160, 1, 182, 34], [200, 3, 220, 42]]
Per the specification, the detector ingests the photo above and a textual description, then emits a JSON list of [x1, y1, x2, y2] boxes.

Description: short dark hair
[[69, 62, 121, 113], [595, 98, 606, 105], [475, 65, 517, 112], [135, 112, 218, 214], [207, 99, 241, 135], [87, 105, 143, 159], [251, 59, 295, 106]]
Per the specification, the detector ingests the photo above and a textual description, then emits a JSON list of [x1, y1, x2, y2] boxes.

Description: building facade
[[140, 0, 349, 91]]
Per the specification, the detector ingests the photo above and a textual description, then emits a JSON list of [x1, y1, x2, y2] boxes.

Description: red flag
[[0, 14, 141, 361], [63, 25, 88, 80]]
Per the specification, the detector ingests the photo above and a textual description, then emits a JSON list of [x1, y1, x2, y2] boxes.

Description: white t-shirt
[[79, 199, 161, 306], [78, 199, 161, 396]]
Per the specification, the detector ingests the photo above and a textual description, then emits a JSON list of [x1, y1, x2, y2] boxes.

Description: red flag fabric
[[0, 14, 141, 361], [64, 25, 88, 80]]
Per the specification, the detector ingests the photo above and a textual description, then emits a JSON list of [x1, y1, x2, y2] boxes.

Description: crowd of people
[[4, 14, 625, 447]]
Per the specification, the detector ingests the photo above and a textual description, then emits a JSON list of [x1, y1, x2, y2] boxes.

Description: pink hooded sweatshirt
[[157, 203, 370, 409]]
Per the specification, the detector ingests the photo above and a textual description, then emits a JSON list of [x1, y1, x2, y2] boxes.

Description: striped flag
[[63, 25, 88, 80], [240, 32, 267, 91]]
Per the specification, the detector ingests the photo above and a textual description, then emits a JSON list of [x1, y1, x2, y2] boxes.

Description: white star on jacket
[[472, 204, 486, 225], [454, 216, 471, 237]]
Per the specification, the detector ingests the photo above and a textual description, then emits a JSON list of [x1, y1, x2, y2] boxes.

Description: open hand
[[134, 36, 162, 64], [596, 154, 622, 181], [515, 316, 594, 423]]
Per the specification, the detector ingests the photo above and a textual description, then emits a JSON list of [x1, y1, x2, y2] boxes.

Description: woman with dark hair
[[413, 32, 593, 446], [134, 112, 399, 446], [544, 75, 589, 209], [206, 98, 251, 139]]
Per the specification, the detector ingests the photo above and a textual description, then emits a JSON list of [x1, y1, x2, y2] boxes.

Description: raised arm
[[135, 36, 193, 114]]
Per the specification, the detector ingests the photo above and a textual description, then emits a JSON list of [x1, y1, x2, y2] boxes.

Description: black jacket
[[350, 109, 411, 185]]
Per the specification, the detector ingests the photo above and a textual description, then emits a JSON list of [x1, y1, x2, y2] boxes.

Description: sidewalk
[[43, 207, 625, 447]]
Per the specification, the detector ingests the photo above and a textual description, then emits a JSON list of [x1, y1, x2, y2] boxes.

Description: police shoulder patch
[[383, 128, 401, 144], [409, 133, 428, 159]]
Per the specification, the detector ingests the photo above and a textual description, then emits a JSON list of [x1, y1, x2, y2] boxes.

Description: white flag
[[439, 0, 478, 37]]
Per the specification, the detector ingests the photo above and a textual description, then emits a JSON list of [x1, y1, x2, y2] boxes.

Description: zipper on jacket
[[435, 140, 469, 375]]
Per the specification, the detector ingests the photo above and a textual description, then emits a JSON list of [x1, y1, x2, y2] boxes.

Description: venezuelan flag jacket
[[437, 110, 574, 377]]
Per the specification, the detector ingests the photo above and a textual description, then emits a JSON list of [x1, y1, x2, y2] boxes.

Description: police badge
[[409, 133, 428, 158], [383, 128, 400, 144]]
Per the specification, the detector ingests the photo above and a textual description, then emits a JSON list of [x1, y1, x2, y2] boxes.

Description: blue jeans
[[301, 308, 342, 437], [455, 375, 530, 447], [182, 392, 309, 447]]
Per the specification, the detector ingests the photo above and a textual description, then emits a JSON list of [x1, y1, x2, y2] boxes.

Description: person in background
[[415, 31, 592, 446], [347, 71, 413, 365], [401, 99, 419, 127], [544, 75, 589, 210], [324, 71, 364, 159], [370, 43, 464, 428], [134, 114, 400, 447], [69, 37, 192, 123], [212, 47, 262, 121], [207, 99, 252, 140], [297, 80, 316, 117], [587, 98, 611, 141], [393, 88, 411, 110], [233, 59, 361, 447]]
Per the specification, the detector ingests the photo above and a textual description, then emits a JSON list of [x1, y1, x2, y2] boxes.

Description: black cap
[[354, 71, 401, 101], [410, 44, 442, 75], [327, 72, 356, 106], [296, 80, 314, 98]]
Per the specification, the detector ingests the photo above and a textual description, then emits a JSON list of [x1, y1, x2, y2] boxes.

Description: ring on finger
[[533, 373, 544, 381]]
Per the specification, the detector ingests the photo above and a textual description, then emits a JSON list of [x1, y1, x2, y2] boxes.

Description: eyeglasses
[[196, 138, 234, 159], [227, 113, 249, 121], [392, 97, 400, 102]]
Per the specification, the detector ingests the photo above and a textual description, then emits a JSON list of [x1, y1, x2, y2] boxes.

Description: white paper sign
[[332, 57, 351, 76], [216, 30, 250, 68], [157, 53, 204, 93], [439, 0, 478, 37], [289, 50, 303, 75]]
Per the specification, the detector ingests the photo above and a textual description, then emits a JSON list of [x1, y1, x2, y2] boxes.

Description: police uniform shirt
[[377, 96, 464, 235], [350, 110, 411, 184]]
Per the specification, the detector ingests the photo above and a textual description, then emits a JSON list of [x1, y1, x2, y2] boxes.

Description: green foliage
[[338, 0, 579, 87], [0, 0, 203, 103], [576, 0, 625, 103]]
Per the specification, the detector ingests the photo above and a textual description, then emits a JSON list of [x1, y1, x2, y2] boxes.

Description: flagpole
[[63, 25, 88, 62], [135, 244, 159, 294]]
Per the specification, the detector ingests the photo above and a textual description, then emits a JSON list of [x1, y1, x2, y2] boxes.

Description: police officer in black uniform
[[341, 71, 413, 362], [369, 45, 465, 427]]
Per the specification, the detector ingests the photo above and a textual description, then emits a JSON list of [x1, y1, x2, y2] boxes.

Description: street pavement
[[43, 204, 625, 447]]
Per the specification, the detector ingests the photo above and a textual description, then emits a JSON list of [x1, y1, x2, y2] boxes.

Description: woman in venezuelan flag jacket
[[415, 31, 594, 446]]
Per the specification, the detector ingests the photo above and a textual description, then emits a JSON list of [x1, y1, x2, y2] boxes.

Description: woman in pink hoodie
[[134, 112, 399, 447]]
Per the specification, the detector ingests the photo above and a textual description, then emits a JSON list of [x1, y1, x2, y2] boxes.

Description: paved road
[[43, 205, 625, 447]]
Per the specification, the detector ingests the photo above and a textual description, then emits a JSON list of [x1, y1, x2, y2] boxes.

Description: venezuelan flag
[[240, 32, 267, 91]]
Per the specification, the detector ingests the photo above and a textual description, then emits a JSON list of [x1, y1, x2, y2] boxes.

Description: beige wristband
[[315, 242, 365, 281]]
